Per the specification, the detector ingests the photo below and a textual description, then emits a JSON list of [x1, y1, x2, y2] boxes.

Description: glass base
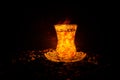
[[44, 51, 86, 62]]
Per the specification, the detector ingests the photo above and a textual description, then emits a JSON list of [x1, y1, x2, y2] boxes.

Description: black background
[[16, 7, 107, 53], [1, 4, 111, 80], [2, 5, 110, 66]]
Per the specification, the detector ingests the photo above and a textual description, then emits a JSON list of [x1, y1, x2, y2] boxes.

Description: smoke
[[57, 17, 71, 24]]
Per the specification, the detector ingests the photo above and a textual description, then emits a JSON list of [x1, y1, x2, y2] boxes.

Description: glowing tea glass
[[55, 24, 77, 59], [44, 24, 86, 62]]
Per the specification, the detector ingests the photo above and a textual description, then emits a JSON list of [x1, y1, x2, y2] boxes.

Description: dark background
[[16, 7, 107, 54], [1, 5, 110, 66], [1, 4, 111, 80]]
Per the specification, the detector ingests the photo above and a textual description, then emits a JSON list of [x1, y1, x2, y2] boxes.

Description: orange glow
[[45, 24, 86, 62], [55, 24, 77, 59]]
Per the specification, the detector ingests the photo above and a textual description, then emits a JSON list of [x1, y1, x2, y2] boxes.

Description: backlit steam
[[45, 20, 86, 62]]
